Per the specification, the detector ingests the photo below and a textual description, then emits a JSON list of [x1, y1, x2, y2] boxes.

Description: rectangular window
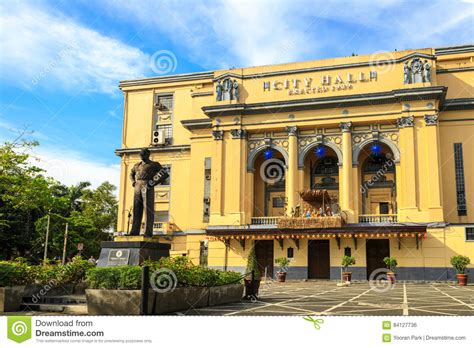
[[454, 143, 467, 215], [203, 157, 211, 222], [272, 197, 285, 208], [152, 94, 173, 145], [466, 227, 474, 241], [154, 211, 169, 223], [379, 202, 389, 214], [160, 165, 171, 186]]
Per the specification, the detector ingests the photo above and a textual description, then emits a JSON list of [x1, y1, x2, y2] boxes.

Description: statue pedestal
[[97, 236, 170, 266]]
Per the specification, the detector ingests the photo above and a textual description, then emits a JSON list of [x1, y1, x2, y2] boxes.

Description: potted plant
[[244, 246, 260, 299], [383, 257, 397, 284], [450, 255, 471, 286], [341, 255, 356, 282], [275, 257, 290, 282]]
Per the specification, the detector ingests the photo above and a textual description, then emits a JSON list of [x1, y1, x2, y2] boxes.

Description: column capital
[[286, 126, 298, 136], [212, 130, 224, 140], [397, 116, 414, 128], [339, 122, 352, 132], [230, 129, 248, 139], [424, 114, 439, 126]]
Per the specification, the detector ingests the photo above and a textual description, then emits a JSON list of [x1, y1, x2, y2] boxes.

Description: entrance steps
[[21, 295, 88, 314]]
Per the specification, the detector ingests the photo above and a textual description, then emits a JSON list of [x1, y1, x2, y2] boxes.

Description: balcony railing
[[251, 217, 282, 225], [358, 214, 398, 223]]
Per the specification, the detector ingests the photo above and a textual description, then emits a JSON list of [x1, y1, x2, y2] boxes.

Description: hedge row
[[86, 257, 243, 290], [0, 257, 94, 287]]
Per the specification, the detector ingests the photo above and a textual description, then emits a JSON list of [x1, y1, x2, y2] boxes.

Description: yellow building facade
[[116, 44, 474, 281]]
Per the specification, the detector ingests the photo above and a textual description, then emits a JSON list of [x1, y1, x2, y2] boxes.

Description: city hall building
[[116, 44, 474, 281]]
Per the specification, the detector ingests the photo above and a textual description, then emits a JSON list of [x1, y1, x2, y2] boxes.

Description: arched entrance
[[358, 142, 397, 216], [302, 144, 340, 213], [253, 149, 287, 217]]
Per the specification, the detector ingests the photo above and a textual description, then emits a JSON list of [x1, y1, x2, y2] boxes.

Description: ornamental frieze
[[424, 114, 439, 126]]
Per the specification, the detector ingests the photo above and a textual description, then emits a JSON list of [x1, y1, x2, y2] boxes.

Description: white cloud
[[102, 0, 473, 69], [29, 147, 120, 191], [0, 2, 150, 94]]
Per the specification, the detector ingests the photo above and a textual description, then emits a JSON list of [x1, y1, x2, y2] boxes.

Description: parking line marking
[[403, 283, 409, 315], [431, 285, 474, 310], [322, 287, 374, 314]]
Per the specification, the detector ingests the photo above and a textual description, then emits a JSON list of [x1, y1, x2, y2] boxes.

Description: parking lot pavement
[[176, 281, 474, 316]]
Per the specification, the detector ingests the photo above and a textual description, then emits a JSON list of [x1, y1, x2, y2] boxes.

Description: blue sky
[[0, 0, 473, 188]]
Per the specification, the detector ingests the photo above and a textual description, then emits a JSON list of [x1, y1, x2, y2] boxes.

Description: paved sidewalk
[[176, 281, 474, 316]]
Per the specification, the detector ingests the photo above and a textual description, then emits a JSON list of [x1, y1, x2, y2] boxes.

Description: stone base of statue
[[97, 236, 171, 267]]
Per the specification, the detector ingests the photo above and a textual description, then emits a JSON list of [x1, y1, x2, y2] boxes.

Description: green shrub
[[383, 257, 398, 272], [118, 266, 142, 290], [0, 260, 33, 287], [450, 255, 471, 274], [245, 247, 260, 279], [216, 271, 242, 286], [56, 257, 94, 285], [275, 257, 290, 270], [341, 256, 356, 272], [86, 266, 141, 290]]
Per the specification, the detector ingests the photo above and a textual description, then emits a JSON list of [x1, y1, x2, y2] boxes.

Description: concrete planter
[[86, 289, 141, 315], [208, 284, 243, 307], [86, 284, 244, 315], [0, 286, 25, 312]]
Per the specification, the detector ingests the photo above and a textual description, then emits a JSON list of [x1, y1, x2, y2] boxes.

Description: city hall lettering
[[263, 71, 377, 95]]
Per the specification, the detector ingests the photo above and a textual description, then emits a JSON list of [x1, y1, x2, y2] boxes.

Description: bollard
[[140, 265, 150, 315], [251, 270, 255, 297]]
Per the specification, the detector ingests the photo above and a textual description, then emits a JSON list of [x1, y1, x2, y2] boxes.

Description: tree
[[0, 140, 117, 262]]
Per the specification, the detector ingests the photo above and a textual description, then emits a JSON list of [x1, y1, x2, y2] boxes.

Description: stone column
[[396, 116, 418, 220], [286, 126, 298, 216], [209, 130, 224, 224], [423, 114, 444, 221], [340, 122, 354, 222], [226, 129, 248, 224]]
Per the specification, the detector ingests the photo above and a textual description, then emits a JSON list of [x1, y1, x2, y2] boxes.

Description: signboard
[[107, 249, 130, 266], [77, 243, 83, 251]]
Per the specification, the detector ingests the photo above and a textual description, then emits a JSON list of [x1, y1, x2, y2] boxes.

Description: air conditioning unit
[[152, 128, 166, 145]]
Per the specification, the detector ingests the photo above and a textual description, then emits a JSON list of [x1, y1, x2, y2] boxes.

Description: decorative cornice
[[436, 66, 474, 74], [181, 119, 212, 130], [240, 52, 435, 80], [119, 71, 214, 89], [441, 98, 474, 111], [435, 44, 474, 56], [115, 145, 191, 156], [396, 116, 415, 128], [230, 129, 248, 139], [212, 130, 224, 140], [424, 114, 439, 126], [339, 122, 352, 132], [286, 126, 298, 136], [202, 86, 447, 117]]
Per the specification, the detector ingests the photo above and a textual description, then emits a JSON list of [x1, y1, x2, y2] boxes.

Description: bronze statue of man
[[129, 148, 168, 237]]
